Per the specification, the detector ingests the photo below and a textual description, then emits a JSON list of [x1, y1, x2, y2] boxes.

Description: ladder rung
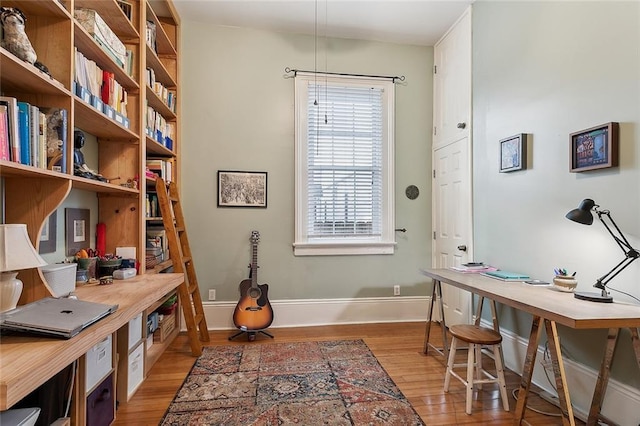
[[182, 256, 191, 264], [189, 284, 199, 294], [169, 195, 179, 202], [194, 313, 205, 324], [176, 226, 185, 232]]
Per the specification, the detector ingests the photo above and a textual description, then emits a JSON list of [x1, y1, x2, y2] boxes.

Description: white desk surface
[[420, 268, 640, 329]]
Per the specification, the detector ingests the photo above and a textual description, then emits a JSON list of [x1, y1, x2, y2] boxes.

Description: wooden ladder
[[155, 178, 209, 356]]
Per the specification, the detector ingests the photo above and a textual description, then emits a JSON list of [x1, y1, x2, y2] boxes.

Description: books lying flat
[[481, 270, 530, 281]]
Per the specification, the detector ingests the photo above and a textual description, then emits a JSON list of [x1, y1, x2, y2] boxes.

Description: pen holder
[[552, 275, 578, 292]]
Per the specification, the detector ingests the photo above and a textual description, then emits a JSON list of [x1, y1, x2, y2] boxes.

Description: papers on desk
[[481, 270, 530, 281], [450, 263, 498, 273]]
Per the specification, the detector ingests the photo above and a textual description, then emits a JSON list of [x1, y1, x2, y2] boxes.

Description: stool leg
[[493, 343, 510, 411], [466, 342, 475, 414], [475, 343, 483, 390], [444, 337, 458, 392]]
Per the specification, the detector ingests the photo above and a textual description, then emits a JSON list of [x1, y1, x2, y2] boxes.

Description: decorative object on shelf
[[499, 133, 527, 173], [0, 7, 50, 76], [73, 130, 107, 182], [0, 224, 48, 313], [38, 210, 57, 254], [570, 122, 619, 172], [217, 170, 268, 208], [565, 198, 639, 302], [97, 256, 122, 278], [405, 185, 419, 200], [65, 208, 90, 256]]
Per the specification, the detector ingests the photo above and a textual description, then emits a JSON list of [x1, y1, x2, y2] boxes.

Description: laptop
[[0, 297, 118, 339]]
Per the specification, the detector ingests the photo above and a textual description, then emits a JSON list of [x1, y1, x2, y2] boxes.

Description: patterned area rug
[[160, 339, 424, 425]]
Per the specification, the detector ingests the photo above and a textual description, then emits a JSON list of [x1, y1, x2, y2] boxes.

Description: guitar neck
[[251, 242, 258, 287]]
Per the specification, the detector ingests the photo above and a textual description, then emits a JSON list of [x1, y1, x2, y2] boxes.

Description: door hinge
[[433, 170, 436, 178], [433, 126, 437, 136], [434, 65, 437, 74], [433, 231, 436, 240]]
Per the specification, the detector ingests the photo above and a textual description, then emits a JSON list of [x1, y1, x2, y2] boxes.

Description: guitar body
[[233, 279, 273, 331], [232, 231, 274, 332]]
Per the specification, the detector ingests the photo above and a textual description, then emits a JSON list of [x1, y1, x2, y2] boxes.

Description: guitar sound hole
[[248, 288, 261, 299]]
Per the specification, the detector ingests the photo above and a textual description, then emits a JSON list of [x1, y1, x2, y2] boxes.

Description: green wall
[[472, 1, 640, 388], [179, 24, 434, 302]]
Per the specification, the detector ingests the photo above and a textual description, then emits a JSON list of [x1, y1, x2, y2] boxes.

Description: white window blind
[[307, 83, 383, 237], [294, 73, 395, 256]]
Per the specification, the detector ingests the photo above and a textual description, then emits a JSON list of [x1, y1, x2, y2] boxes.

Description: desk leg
[[585, 327, 619, 425], [423, 280, 448, 360], [514, 315, 543, 425], [545, 319, 576, 426]]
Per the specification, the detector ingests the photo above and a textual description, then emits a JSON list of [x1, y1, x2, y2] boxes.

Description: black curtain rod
[[285, 67, 405, 83]]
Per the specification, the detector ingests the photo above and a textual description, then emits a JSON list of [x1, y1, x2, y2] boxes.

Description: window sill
[[293, 241, 396, 256]]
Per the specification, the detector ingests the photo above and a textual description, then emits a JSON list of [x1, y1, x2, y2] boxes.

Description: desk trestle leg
[[545, 319, 576, 426], [423, 280, 448, 360], [514, 316, 543, 425]]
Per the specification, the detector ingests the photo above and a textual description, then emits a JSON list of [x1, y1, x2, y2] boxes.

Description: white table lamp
[[0, 224, 48, 313]]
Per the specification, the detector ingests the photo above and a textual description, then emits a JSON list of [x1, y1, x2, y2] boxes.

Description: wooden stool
[[443, 324, 509, 415]]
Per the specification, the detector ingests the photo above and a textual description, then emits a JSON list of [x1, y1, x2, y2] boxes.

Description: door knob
[[457, 245, 467, 251], [457, 122, 466, 129]]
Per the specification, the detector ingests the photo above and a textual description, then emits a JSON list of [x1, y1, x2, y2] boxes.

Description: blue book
[[17, 102, 31, 165], [481, 270, 530, 281]]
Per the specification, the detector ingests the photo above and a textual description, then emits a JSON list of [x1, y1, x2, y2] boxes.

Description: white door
[[432, 7, 473, 327], [433, 138, 472, 326]]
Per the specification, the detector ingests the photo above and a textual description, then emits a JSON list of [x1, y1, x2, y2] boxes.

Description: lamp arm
[[596, 209, 636, 254], [595, 256, 639, 289]]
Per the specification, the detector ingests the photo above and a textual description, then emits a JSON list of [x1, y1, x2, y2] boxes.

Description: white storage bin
[[85, 334, 113, 392], [128, 343, 144, 397], [40, 263, 77, 297], [128, 313, 143, 350]]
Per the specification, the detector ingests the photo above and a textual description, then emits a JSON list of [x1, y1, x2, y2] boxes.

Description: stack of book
[[450, 263, 497, 273]]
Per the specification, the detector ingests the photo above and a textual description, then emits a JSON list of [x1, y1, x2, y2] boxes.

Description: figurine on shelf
[[73, 130, 108, 182], [0, 7, 50, 76]]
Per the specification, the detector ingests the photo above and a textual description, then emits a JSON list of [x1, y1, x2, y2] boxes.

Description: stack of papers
[[450, 263, 497, 273], [481, 270, 530, 281]]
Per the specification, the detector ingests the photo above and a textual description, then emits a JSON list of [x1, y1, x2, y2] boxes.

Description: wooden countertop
[[421, 268, 640, 329], [0, 273, 184, 410]]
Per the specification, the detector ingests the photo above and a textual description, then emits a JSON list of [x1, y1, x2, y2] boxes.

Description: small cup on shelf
[[552, 275, 578, 292]]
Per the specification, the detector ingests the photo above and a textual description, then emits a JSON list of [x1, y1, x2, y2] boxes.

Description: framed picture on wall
[[499, 133, 527, 173], [65, 208, 90, 256], [570, 122, 619, 172], [217, 170, 268, 208], [39, 210, 57, 254]]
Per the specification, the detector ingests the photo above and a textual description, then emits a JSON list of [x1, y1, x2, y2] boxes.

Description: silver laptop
[[0, 297, 118, 339]]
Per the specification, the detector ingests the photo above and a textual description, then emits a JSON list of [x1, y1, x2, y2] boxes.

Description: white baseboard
[[190, 296, 638, 426], [201, 296, 430, 330]]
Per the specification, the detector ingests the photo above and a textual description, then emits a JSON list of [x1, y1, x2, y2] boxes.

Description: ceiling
[[172, 0, 473, 46]]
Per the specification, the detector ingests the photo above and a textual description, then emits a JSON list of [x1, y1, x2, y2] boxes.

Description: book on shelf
[[17, 101, 31, 165], [0, 96, 20, 162], [0, 105, 9, 161], [29, 104, 41, 168]]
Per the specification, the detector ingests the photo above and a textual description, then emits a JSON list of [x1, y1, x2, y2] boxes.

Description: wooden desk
[[420, 268, 640, 426], [0, 273, 184, 411]]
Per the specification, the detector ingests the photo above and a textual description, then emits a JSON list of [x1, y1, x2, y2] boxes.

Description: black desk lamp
[[565, 199, 639, 303]]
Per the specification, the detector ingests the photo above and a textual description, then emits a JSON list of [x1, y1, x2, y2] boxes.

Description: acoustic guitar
[[232, 231, 274, 331]]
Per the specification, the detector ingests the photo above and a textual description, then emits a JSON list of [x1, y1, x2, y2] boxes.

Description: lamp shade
[[0, 224, 47, 272], [565, 198, 596, 225]]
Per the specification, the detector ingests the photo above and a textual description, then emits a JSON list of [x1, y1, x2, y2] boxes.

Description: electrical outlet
[[208, 289, 216, 301], [394, 285, 400, 296]]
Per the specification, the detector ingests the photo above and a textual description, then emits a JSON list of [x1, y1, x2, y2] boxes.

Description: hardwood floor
[[113, 322, 584, 425]]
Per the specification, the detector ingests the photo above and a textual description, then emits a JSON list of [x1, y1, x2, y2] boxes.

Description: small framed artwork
[[499, 133, 527, 173], [570, 122, 619, 172], [217, 170, 268, 208], [65, 208, 90, 256], [39, 210, 57, 254]]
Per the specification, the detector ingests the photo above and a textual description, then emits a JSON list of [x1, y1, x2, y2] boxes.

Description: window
[[294, 73, 395, 256]]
